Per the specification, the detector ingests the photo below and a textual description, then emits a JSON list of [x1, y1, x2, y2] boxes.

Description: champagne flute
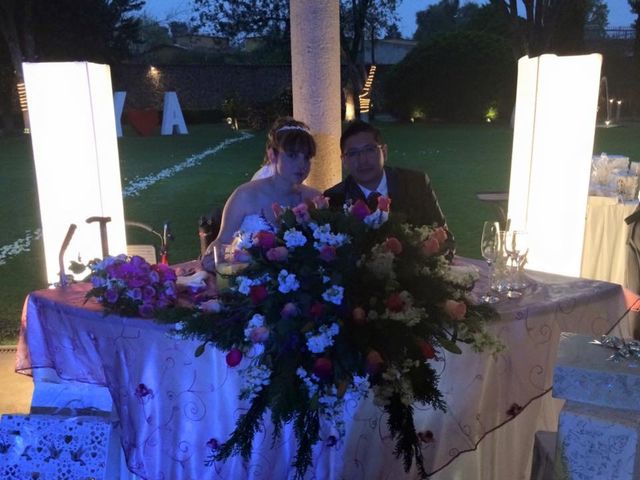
[[504, 230, 528, 299], [480, 221, 501, 304]]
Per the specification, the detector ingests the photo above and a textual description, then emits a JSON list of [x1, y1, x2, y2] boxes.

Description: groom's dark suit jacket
[[324, 166, 445, 226], [324, 166, 455, 254]]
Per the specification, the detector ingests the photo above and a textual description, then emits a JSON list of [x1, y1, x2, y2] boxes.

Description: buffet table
[[15, 260, 638, 479]]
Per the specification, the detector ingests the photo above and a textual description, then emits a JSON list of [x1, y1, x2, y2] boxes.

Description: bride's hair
[[263, 117, 316, 165]]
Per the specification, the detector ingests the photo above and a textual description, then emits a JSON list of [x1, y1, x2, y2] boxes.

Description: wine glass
[[503, 230, 529, 299], [480, 221, 501, 304]]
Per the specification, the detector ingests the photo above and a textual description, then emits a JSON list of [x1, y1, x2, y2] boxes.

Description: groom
[[324, 120, 454, 252]]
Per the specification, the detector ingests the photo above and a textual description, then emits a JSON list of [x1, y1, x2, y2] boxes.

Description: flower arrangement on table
[[83, 254, 178, 317], [160, 196, 500, 479]]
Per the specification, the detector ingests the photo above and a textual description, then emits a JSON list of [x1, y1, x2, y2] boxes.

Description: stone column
[[290, 0, 342, 192]]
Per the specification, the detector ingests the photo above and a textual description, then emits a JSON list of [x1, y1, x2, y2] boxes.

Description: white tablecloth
[[581, 196, 637, 286], [16, 259, 639, 479]]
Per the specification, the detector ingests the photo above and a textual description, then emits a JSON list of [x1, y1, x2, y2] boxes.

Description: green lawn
[[0, 121, 638, 343]]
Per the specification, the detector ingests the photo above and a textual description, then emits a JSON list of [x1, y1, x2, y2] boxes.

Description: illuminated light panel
[[507, 54, 602, 277], [23, 62, 127, 284]]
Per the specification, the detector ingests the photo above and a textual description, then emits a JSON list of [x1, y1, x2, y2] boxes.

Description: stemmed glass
[[480, 221, 501, 304], [504, 230, 529, 299]]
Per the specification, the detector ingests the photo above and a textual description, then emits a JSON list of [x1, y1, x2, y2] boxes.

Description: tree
[[134, 15, 172, 55], [384, 31, 515, 122], [413, 0, 482, 43], [0, 0, 144, 132], [192, 0, 400, 118], [630, 0, 640, 78], [495, 0, 609, 58]]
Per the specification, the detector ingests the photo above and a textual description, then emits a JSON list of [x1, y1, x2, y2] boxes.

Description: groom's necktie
[[367, 191, 381, 211]]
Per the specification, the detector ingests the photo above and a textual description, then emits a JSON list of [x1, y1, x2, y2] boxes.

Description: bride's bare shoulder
[[234, 179, 267, 198]]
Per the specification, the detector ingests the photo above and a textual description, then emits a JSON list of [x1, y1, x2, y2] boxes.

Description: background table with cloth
[[15, 259, 638, 479]]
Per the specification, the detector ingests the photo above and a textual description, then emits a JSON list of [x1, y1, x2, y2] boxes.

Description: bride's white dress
[[237, 213, 275, 235]]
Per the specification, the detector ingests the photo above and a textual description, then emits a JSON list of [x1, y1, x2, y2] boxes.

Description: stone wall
[[111, 63, 393, 116], [111, 64, 293, 111]]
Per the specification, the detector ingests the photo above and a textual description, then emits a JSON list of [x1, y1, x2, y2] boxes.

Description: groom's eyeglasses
[[343, 144, 382, 161]]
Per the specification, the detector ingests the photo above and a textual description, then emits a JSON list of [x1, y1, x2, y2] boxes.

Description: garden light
[[23, 61, 127, 284], [507, 54, 602, 277]]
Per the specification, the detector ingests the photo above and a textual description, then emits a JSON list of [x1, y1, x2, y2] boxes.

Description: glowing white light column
[[23, 62, 127, 284], [507, 54, 602, 277]]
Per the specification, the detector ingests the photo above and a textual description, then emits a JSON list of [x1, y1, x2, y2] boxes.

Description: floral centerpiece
[[162, 196, 500, 479], [84, 254, 178, 317]]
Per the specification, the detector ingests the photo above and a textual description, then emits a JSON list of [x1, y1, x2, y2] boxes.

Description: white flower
[[322, 275, 330, 284], [296, 368, 320, 398], [236, 276, 254, 295], [244, 313, 265, 340], [235, 275, 270, 295], [239, 363, 271, 402], [306, 323, 340, 353], [363, 209, 389, 229], [310, 223, 350, 248], [283, 228, 307, 248], [322, 285, 344, 305], [277, 269, 300, 293], [443, 264, 480, 288], [365, 246, 395, 280]]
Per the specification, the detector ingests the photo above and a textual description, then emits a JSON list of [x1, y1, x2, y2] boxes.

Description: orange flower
[[443, 299, 467, 321]]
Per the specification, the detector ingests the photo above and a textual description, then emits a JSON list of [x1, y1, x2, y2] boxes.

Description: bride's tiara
[[276, 125, 310, 134]]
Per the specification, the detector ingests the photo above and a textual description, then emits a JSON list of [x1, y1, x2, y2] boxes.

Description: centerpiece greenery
[[158, 196, 500, 479]]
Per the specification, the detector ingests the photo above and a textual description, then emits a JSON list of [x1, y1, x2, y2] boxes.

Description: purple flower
[[149, 271, 160, 283], [127, 287, 142, 301], [143, 285, 156, 301], [135, 383, 153, 399], [105, 287, 119, 304], [138, 303, 154, 318]]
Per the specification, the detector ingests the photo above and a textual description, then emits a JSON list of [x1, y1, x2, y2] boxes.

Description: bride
[[202, 117, 321, 270]]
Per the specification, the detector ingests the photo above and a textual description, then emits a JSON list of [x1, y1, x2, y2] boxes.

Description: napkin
[[176, 270, 210, 291]]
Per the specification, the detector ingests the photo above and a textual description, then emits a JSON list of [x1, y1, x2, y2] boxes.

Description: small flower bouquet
[[162, 196, 499, 479], [86, 254, 178, 317]]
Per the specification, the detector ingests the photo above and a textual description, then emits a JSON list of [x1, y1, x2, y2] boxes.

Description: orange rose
[[443, 299, 467, 321], [421, 237, 440, 256], [377, 196, 391, 212]]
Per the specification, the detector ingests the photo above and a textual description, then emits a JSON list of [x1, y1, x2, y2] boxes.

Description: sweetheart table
[[15, 259, 638, 479]]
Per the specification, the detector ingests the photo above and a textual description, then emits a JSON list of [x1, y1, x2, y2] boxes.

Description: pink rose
[[281, 302, 298, 318], [377, 196, 391, 212], [226, 349, 243, 367], [318, 245, 337, 262], [349, 199, 371, 221], [292, 203, 311, 223], [352, 307, 367, 326], [384, 237, 403, 255], [312, 357, 333, 380], [266, 246, 289, 262], [443, 299, 467, 321], [432, 227, 448, 244], [385, 293, 405, 313], [421, 237, 440, 256], [250, 326, 270, 343], [313, 195, 330, 209], [272, 202, 284, 219], [366, 350, 384, 375], [416, 339, 436, 359], [249, 285, 268, 304], [254, 230, 276, 250]]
